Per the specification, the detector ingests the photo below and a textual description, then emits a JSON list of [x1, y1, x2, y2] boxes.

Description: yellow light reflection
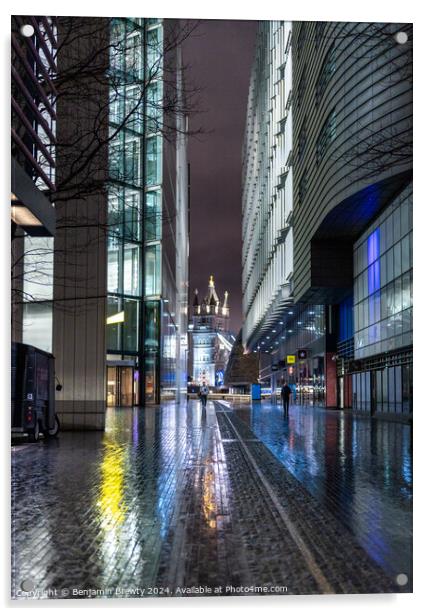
[[97, 439, 126, 530], [202, 464, 217, 528]]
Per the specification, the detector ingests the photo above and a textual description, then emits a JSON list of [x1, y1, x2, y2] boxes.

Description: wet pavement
[[11, 400, 412, 599]]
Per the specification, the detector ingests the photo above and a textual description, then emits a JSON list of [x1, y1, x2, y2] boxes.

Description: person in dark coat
[[199, 382, 209, 408], [280, 379, 292, 419]]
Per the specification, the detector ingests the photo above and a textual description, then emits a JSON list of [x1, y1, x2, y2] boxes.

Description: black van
[[11, 342, 60, 442]]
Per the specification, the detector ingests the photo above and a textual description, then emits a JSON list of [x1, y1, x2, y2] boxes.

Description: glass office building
[[350, 183, 413, 416], [106, 18, 188, 406]]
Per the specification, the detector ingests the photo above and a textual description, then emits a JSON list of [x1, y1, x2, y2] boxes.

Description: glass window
[[124, 298, 139, 352], [124, 136, 142, 184], [146, 27, 162, 79], [146, 82, 162, 134], [386, 213, 393, 247], [145, 190, 162, 241], [145, 243, 161, 296], [22, 302, 52, 353], [23, 236, 54, 301], [401, 272, 411, 310], [124, 85, 143, 132], [123, 243, 140, 296], [107, 237, 120, 293], [394, 276, 402, 314], [379, 252, 385, 287], [145, 135, 162, 186], [124, 189, 141, 241], [393, 242, 401, 278], [393, 206, 401, 243], [400, 198, 409, 235], [107, 296, 122, 351], [125, 30, 143, 77], [108, 190, 123, 236], [387, 247, 394, 282], [401, 235, 410, 274]]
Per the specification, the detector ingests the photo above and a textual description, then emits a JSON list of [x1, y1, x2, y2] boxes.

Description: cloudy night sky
[[183, 19, 257, 335]]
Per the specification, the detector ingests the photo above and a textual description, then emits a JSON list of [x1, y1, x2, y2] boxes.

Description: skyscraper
[[242, 21, 412, 415]]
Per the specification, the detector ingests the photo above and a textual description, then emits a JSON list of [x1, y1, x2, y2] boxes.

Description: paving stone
[[11, 400, 412, 599]]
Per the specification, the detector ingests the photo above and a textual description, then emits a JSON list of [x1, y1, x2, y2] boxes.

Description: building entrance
[[106, 365, 138, 407]]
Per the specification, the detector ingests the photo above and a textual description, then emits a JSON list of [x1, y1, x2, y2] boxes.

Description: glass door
[[107, 366, 117, 407], [120, 367, 133, 406], [106, 366, 136, 407]]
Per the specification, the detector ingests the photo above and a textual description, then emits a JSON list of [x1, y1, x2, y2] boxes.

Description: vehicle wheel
[[46, 414, 60, 438], [28, 421, 40, 443]]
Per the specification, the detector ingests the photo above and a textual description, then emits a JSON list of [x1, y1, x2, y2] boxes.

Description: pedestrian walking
[[199, 383, 209, 409], [280, 379, 291, 419]]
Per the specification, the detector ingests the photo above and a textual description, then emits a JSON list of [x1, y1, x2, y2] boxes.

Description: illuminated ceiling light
[[288, 329, 293, 333], [11, 206, 43, 226], [266, 336, 270, 339], [272, 329, 276, 333], [106, 311, 125, 325], [297, 321, 302, 325], [288, 311, 293, 315]]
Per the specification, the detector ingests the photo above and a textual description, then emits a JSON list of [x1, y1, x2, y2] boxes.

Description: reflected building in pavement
[[242, 20, 413, 417]]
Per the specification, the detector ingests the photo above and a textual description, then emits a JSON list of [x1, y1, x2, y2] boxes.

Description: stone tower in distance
[[190, 275, 232, 387]]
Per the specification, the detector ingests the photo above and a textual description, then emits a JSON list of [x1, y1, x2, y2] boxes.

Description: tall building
[[189, 276, 234, 388], [12, 17, 189, 430], [11, 16, 57, 350], [242, 21, 294, 353], [242, 21, 413, 417]]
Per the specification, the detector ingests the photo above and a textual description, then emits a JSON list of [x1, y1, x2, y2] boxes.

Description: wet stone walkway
[[11, 400, 412, 599]]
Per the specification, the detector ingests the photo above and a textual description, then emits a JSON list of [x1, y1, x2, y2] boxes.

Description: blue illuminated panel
[[367, 229, 381, 342], [367, 228, 380, 293]]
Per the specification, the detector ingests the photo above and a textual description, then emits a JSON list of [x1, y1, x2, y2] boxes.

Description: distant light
[[188, 324, 193, 330], [106, 311, 124, 325], [288, 329, 293, 333], [288, 311, 293, 315], [20, 24, 35, 37], [279, 321, 283, 324], [266, 336, 270, 339], [272, 329, 276, 333], [297, 321, 302, 325], [163, 299, 169, 303], [11, 206, 42, 226]]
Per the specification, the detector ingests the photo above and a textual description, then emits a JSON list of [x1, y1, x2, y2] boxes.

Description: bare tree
[[11, 16, 204, 313]]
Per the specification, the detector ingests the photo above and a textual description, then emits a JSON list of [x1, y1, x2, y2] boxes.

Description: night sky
[[183, 19, 257, 335]]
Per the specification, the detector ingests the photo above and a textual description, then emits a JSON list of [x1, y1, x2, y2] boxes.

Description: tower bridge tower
[[189, 276, 233, 387]]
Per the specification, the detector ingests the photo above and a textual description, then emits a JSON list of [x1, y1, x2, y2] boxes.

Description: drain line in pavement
[[216, 403, 334, 594]]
